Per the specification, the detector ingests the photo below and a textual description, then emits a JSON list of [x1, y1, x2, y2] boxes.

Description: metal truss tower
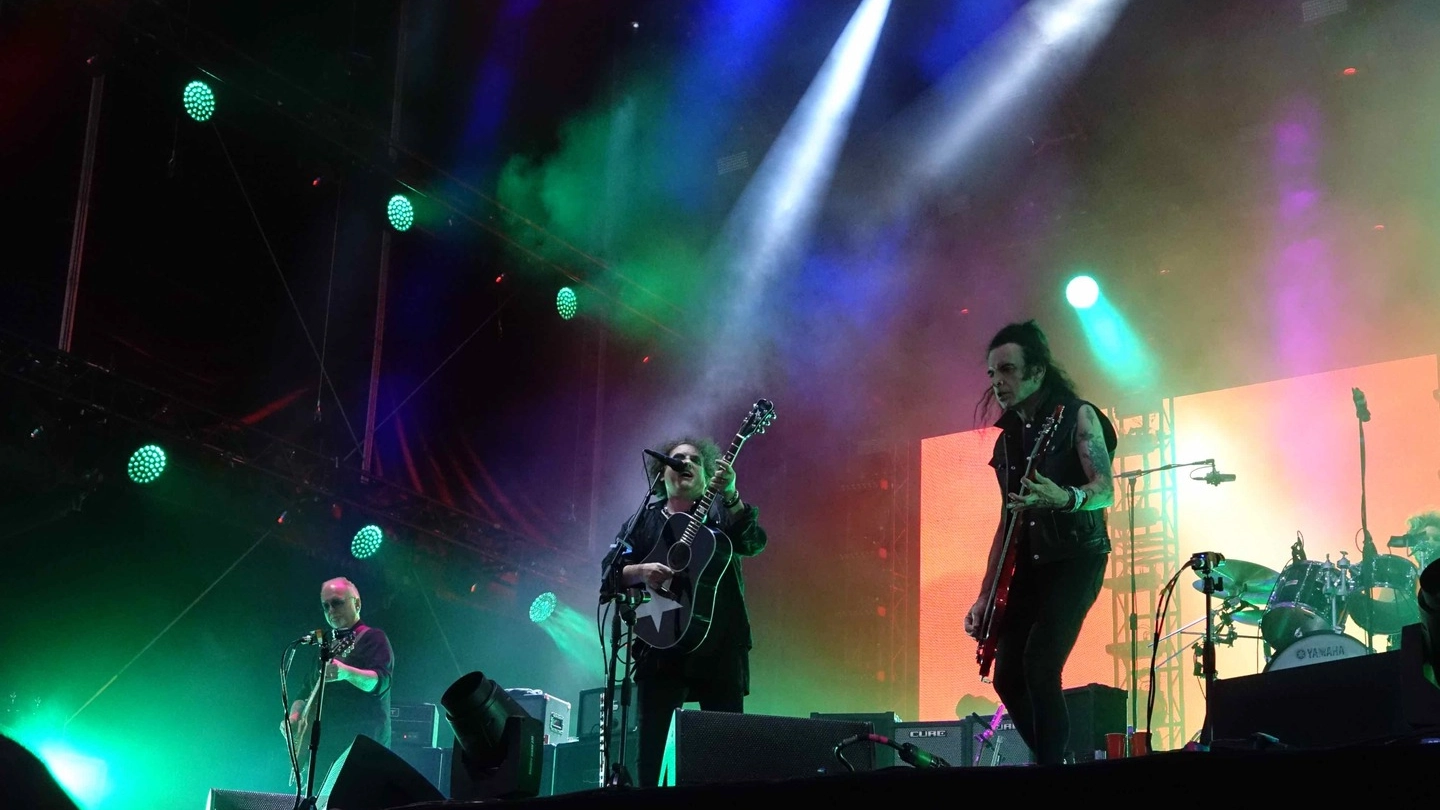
[[1104, 398, 1185, 750]]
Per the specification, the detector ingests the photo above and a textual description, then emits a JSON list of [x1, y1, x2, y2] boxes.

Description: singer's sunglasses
[[322, 597, 353, 610]]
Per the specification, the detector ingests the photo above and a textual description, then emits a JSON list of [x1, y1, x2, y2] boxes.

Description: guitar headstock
[[739, 399, 776, 439]]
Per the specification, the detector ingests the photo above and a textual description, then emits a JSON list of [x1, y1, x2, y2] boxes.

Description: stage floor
[[390, 740, 1440, 809]]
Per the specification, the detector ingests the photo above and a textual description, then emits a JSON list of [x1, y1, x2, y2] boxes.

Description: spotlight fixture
[[441, 671, 543, 800], [556, 287, 578, 321], [182, 80, 215, 122], [127, 444, 167, 484], [351, 525, 384, 559], [386, 194, 414, 232], [1065, 275, 1100, 309], [528, 592, 556, 624]]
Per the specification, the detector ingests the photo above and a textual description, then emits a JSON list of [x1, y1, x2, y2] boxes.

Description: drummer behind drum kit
[[1196, 530, 1439, 672]]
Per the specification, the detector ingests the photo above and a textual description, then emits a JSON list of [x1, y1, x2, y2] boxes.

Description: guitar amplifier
[[958, 683, 1127, 765], [893, 720, 980, 768], [576, 684, 638, 739], [811, 712, 902, 768], [506, 688, 571, 745], [390, 702, 440, 748]]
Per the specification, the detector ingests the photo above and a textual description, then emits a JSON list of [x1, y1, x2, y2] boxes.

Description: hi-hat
[[1190, 559, 1279, 601]]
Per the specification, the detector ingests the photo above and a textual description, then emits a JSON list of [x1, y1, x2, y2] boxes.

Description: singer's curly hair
[[1407, 510, 1440, 535], [646, 436, 721, 492]]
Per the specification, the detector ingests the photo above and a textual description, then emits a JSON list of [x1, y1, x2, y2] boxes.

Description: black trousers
[[990, 552, 1107, 765], [633, 652, 746, 787]]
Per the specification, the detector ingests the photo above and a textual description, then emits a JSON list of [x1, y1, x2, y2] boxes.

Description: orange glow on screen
[[920, 355, 1440, 745]]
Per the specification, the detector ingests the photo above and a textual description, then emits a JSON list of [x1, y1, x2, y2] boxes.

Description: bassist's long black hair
[[972, 319, 1081, 427]]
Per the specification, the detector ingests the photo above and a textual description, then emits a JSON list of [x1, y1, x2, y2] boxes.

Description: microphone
[[644, 448, 687, 473], [1352, 388, 1371, 423], [1202, 469, 1236, 486], [297, 629, 330, 645], [1189, 551, 1225, 571]]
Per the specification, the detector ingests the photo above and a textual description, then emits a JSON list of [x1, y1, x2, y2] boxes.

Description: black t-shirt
[[298, 624, 394, 749]]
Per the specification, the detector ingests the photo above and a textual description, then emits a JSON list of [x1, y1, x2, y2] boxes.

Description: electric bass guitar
[[975, 404, 1065, 681], [631, 398, 776, 654], [287, 628, 360, 786]]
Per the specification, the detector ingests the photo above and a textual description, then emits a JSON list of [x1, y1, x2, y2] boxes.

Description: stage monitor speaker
[[318, 734, 445, 809], [660, 711, 873, 787], [811, 712, 902, 768], [204, 790, 295, 810]]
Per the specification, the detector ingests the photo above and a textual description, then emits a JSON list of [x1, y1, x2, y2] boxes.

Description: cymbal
[[1220, 605, 1264, 626], [1190, 559, 1279, 600]]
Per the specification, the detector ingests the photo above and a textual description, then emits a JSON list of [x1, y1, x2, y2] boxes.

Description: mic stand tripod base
[[599, 586, 644, 790]]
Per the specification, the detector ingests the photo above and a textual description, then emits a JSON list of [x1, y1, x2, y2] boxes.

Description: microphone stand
[[299, 635, 340, 810], [1355, 398, 1377, 653], [596, 467, 664, 789], [1116, 458, 1217, 738]]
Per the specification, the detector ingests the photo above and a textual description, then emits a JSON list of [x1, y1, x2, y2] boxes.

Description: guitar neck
[[684, 435, 746, 532]]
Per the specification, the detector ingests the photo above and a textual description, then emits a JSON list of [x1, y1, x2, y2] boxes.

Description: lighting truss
[[0, 329, 583, 586]]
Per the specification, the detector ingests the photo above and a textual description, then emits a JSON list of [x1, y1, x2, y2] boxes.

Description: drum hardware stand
[[1118, 459, 1223, 736], [1322, 553, 1353, 635], [1195, 552, 1220, 749]]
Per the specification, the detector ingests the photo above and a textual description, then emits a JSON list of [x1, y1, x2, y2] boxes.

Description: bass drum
[[1347, 554, 1419, 636], [1264, 632, 1369, 673]]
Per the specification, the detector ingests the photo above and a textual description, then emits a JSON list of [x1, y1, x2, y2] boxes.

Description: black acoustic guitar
[[631, 399, 775, 653]]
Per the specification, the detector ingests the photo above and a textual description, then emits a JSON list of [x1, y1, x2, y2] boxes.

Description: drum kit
[[1180, 533, 1439, 672]]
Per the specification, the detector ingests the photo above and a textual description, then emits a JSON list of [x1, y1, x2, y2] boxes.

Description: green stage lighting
[[182, 80, 216, 122], [556, 287, 578, 321], [127, 445, 167, 484], [529, 592, 557, 623], [386, 194, 414, 232], [1066, 275, 1100, 309], [351, 525, 384, 559]]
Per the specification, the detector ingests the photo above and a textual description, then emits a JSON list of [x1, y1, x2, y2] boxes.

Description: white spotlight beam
[[693, 0, 891, 404], [880, 0, 1129, 223]]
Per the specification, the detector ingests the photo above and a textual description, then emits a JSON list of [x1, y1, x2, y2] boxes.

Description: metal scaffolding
[[1104, 398, 1185, 750]]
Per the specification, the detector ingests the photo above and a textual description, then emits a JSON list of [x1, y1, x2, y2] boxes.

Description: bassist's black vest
[[990, 392, 1117, 565]]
